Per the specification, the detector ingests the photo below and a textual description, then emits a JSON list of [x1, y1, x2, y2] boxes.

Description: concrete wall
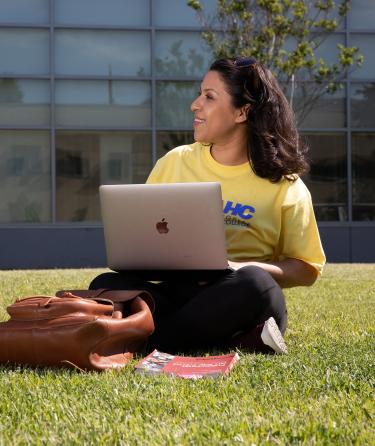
[[1, 225, 374, 269]]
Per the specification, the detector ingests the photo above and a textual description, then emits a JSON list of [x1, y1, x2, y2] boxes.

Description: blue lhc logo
[[223, 201, 255, 219]]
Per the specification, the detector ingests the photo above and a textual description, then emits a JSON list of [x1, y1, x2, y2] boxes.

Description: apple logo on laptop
[[156, 218, 169, 234]]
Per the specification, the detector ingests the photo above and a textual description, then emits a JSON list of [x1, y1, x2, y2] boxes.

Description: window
[[55, 80, 151, 128], [153, 0, 216, 27], [352, 133, 375, 221], [157, 131, 194, 159], [55, 30, 151, 76], [0, 79, 50, 126], [54, 0, 149, 26], [349, 35, 375, 79], [349, 0, 375, 30], [287, 82, 346, 129], [55, 132, 152, 222], [156, 81, 199, 129], [0, 0, 49, 24], [0, 131, 51, 223], [155, 32, 213, 77], [0, 29, 49, 76], [351, 83, 375, 128], [302, 133, 347, 221]]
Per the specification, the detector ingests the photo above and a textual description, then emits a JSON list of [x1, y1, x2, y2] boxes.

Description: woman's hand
[[228, 258, 319, 288]]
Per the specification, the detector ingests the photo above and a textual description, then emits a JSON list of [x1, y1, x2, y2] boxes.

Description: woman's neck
[[210, 141, 249, 166]]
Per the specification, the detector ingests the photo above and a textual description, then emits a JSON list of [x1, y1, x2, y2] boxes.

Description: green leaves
[[337, 43, 363, 68], [187, 0, 202, 11]]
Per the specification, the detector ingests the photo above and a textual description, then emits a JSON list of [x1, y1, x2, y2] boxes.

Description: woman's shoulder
[[148, 142, 205, 182], [281, 176, 312, 205], [162, 141, 204, 159]]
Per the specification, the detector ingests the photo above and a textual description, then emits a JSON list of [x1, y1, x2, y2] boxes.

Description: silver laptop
[[99, 182, 228, 271]]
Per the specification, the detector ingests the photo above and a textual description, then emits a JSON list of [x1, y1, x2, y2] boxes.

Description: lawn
[[0, 265, 374, 445]]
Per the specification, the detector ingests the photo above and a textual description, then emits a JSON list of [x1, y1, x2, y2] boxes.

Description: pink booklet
[[134, 349, 240, 379]]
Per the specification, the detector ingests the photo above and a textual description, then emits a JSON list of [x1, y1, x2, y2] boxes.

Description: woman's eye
[[196, 91, 213, 100]]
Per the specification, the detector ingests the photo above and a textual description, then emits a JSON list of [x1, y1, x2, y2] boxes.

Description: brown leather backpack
[[0, 289, 155, 372]]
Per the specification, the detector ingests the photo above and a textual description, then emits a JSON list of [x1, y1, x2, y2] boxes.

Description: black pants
[[89, 265, 287, 353]]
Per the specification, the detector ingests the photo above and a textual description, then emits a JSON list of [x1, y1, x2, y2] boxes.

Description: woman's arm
[[228, 258, 319, 288]]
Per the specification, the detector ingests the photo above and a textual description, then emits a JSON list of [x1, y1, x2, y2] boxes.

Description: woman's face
[[190, 70, 245, 145]]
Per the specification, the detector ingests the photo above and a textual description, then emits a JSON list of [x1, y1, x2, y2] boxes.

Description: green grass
[[0, 265, 374, 445]]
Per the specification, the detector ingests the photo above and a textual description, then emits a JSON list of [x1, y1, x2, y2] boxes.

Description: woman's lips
[[193, 118, 205, 126]]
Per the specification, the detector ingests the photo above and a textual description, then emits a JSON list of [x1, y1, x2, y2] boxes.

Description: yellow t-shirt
[[147, 142, 326, 274]]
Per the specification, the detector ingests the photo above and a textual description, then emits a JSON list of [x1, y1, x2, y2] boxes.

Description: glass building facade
[[0, 0, 374, 268]]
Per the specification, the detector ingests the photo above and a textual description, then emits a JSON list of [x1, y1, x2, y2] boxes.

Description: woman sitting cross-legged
[[90, 56, 326, 355]]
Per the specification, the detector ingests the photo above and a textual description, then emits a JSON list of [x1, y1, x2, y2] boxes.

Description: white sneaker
[[260, 317, 288, 354]]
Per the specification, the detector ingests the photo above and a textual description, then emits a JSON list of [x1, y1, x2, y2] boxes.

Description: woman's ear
[[235, 104, 250, 123]]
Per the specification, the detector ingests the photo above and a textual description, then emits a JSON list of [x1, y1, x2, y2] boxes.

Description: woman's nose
[[191, 96, 200, 112]]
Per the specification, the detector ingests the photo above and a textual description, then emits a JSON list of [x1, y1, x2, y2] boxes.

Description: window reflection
[[55, 30, 150, 76], [155, 32, 212, 77], [154, 0, 217, 26], [156, 82, 198, 129], [0, 29, 49, 76], [0, 131, 51, 223], [157, 131, 194, 159], [351, 83, 375, 128], [302, 133, 347, 221], [352, 133, 375, 221], [349, 0, 375, 29], [350, 34, 375, 79], [285, 82, 346, 128], [55, 80, 151, 127], [56, 132, 152, 222], [0, 79, 50, 126], [55, 0, 149, 26], [0, 0, 49, 23]]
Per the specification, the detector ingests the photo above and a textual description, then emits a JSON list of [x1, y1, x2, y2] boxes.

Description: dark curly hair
[[209, 58, 309, 182]]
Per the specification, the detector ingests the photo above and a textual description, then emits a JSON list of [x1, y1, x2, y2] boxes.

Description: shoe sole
[[260, 317, 288, 354]]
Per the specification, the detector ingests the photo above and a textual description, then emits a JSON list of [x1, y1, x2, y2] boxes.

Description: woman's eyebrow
[[201, 87, 219, 94]]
